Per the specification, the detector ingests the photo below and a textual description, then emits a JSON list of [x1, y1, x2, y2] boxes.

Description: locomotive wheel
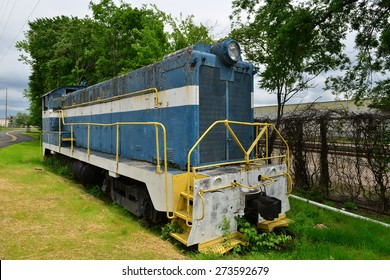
[[141, 191, 165, 224], [110, 184, 116, 202], [143, 199, 155, 223], [101, 177, 112, 193]]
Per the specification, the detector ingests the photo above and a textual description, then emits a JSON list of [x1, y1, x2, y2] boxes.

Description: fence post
[[294, 118, 310, 190], [319, 114, 330, 197]]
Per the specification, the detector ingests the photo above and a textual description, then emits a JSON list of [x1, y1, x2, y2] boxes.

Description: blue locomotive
[[42, 39, 291, 253]]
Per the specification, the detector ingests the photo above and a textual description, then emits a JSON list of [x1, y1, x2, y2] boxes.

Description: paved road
[[0, 129, 35, 148]]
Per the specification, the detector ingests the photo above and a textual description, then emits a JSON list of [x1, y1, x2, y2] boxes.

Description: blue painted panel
[[57, 105, 199, 169], [42, 41, 255, 169]]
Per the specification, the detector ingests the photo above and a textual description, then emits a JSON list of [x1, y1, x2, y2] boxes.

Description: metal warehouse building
[[254, 99, 376, 120]]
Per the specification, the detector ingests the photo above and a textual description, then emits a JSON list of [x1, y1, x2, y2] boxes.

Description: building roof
[[254, 99, 375, 119]]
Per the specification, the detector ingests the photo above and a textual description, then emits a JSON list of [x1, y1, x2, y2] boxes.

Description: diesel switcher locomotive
[[42, 39, 291, 253]]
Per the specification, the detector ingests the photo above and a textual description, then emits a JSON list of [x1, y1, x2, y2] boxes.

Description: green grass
[[21, 129, 41, 140], [1, 139, 389, 260], [190, 198, 390, 260], [0, 140, 184, 260], [282, 199, 390, 259]]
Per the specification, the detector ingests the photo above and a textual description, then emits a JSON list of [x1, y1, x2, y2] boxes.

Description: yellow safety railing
[[61, 88, 162, 109], [184, 120, 291, 225], [53, 110, 173, 219]]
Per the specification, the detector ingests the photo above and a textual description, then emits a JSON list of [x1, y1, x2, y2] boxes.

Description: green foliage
[[87, 185, 105, 199], [0, 139, 41, 167], [218, 215, 233, 248], [154, 6, 214, 51], [287, 198, 390, 259], [42, 156, 73, 180], [89, 0, 170, 77], [160, 221, 183, 239], [219, 215, 231, 237], [231, 0, 390, 115], [235, 217, 292, 253], [320, 0, 389, 108], [230, 0, 348, 126], [343, 201, 358, 210], [324, 201, 336, 207], [11, 112, 31, 127]]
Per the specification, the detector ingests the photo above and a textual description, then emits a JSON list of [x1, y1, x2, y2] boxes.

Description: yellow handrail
[[87, 124, 91, 159], [58, 114, 62, 150], [55, 110, 173, 219], [187, 120, 290, 174], [185, 120, 291, 225]]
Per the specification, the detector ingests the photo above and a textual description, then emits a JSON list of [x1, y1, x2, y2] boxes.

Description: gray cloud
[[0, 0, 234, 119], [0, 0, 340, 119]]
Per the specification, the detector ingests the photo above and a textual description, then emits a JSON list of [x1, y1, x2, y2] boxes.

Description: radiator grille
[[199, 66, 252, 164]]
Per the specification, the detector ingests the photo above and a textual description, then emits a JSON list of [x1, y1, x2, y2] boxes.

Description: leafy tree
[[17, 16, 95, 90], [14, 112, 31, 127], [89, 0, 170, 78], [17, 0, 214, 127], [23, 88, 41, 128], [16, 1, 169, 126], [16, 17, 90, 126], [154, 8, 214, 51], [230, 0, 348, 153], [322, 0, 390, 110], [231, 0, 390, 116]]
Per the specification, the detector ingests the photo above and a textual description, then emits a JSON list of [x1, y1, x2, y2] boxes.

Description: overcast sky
[[0, 0, 334, 119]]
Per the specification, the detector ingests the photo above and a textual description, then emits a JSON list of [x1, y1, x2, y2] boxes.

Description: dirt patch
[[0, 178, 15, 190]]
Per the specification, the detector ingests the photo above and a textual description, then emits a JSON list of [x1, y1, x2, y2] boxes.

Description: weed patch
[[161, 222, 183, 239], [234, 217, 292, 254], [42, 155, 74, 180]]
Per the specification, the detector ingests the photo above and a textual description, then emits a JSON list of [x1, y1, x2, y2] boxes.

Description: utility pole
[[5, 88, 7, 127]]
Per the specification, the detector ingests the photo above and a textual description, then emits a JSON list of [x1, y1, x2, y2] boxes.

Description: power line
[[0, 0, 17, 44], [0, 2, 5, 23], [0, 0, 11, 28], [0, 0, 41, 64], [0, 1, 4, 17]]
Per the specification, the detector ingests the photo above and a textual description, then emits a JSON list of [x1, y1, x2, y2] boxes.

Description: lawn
[[0, 135, 184, 260], [1, 136, 389, 259]]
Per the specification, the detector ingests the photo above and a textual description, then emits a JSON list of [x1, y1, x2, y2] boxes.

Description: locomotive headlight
[[227, 41, 241, 62], [211, 38, 242, 66]]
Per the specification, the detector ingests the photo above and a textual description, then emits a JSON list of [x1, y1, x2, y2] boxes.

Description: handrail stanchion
[[58, 113, 62, 150], [155, 124, 162, 174], [87, 124, 91, 160], [265, 124, 269, 159], [70, 124, 74, 153], [116, 123, 120, 172]]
